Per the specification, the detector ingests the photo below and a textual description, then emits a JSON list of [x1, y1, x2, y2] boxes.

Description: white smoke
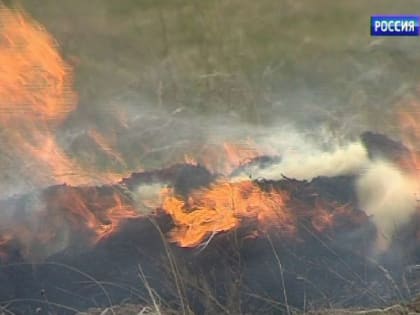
[[232, 141, 369, 181], [132, 182, 168, 214], [228, 128, 420, 254], [356, 160, 419, 252]]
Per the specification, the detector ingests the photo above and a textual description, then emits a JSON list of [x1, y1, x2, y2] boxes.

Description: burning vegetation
[[1, 4, 420, 315]]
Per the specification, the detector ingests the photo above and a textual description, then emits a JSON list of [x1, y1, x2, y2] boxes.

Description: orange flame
[[44, 186, 139, 241], [0, 185, 141, 261], [397, 101, 420, 175], [0, 6, 129, 189], [161, 179, 364, 247], [0, 6, 369, 260], [0, 5, 83, 187], [0, 7, 142, 260], [0, 6, 76, 123], [87, 129, 127, 167], [162, 180, 293, 247]]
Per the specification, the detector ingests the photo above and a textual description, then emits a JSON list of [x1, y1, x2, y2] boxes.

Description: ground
[[76, 298, 420, 315]]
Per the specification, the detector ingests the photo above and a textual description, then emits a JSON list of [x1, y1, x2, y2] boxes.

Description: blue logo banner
[[371, 15, 419, 36]]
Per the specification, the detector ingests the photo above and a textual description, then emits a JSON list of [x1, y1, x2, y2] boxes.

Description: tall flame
[[0, 6, 128, 191], [0, 5, 83, 187], [0, 6, 141, 260], [0, 6, 76, 123], [0, 5, 371, 261]]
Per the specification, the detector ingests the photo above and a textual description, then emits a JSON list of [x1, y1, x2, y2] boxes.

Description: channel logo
[[371, 15, 419, 36]]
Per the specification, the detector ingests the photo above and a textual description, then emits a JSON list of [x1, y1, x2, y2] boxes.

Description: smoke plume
[[356, 160, 419, 252]]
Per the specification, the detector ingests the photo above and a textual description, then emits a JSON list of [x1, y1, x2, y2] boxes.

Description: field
[[15, 0, 420, 133], [2, 1, 420, 314]]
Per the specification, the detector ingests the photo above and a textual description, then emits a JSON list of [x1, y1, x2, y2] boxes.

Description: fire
[[0, 5, 82, 187], [0, 6, 143, 261], [0, 6, 76, 123], [161, 180, 293, 247], [0, 185, 141, 261], [183, 140, 261, 175], [44, 186, 139, 240], [397, 101, 420, 175], [0, 5, 369, 261], [87, 129, 127, 167], [0, 6, 129, 190], [161, 178, 366, 248], [309, 201, 359, 233], [222, 142, 259, 170]]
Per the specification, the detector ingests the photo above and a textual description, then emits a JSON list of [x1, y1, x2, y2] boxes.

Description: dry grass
[[1, 1, 420, 314], [2, 0, 420, 189], [12, 0, 420, 130]]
